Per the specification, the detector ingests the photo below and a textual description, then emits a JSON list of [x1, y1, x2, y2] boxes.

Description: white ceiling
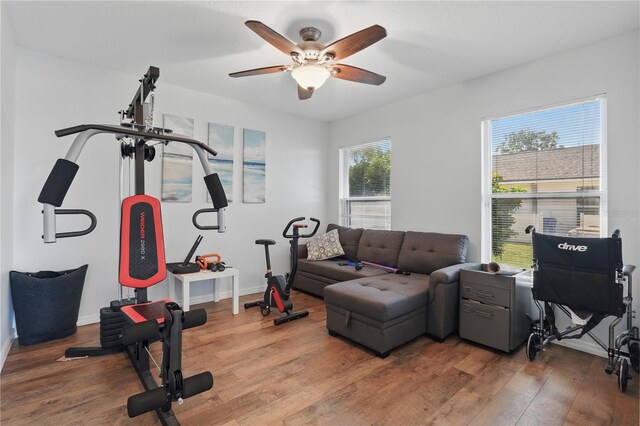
[[5, 1, 639, 122]]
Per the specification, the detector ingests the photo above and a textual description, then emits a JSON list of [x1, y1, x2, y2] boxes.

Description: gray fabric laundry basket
[[10, 264, 87, 345]]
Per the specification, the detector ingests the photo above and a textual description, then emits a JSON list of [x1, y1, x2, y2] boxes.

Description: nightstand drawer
[[460, 299, 510, 352], [460, 280, 510, 308]]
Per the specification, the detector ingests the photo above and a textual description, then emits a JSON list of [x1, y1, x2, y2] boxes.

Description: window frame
[[339, 138, 392, 229], [481, 95, 608, 263]]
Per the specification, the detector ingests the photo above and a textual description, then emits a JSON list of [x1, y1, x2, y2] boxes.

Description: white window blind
[[482, 97, 606, 268], [339, 139, 391, 230]]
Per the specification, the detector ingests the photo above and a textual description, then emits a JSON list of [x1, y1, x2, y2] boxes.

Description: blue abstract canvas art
[[207, 123, 234, 203], [162, 114, 194, 202], [243, 129, 266, 203]]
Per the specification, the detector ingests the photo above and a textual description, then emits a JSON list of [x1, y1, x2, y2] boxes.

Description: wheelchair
[[524, 226, 638, 393]]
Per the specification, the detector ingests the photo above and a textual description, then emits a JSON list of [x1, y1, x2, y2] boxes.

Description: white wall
[[11, 49, 329, 326], [1, 3, 17, 369], [328, 31, 640, 356]]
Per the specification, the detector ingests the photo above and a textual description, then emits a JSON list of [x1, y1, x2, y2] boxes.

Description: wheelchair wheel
[[527, 333, 540, 361], [260, 306, 271, 317], [629, 342, 639, 373], [618, 358, 629, 393]]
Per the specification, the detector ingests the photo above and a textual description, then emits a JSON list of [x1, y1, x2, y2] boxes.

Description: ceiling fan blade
[[229, 65, 288, 78], [331, 64, 386, 85], [298, 85, 313, 100], [245, 21, 304, 57], [320, 25, 387, 61]]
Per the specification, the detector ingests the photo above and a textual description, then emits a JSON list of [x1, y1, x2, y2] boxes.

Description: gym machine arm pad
[[204, 173, 228, 209], [38, 159, 79, 206]]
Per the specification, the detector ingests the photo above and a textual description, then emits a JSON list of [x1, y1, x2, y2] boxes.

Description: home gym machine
[[245, 217, 320, 325], [37, 66, 227, 425]]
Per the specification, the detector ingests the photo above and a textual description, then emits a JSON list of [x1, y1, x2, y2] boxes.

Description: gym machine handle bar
[[54, 123, 218, 157], [192, 208, 225, 231], [283, 217, 320, 239], [41, 208, 97, 240]]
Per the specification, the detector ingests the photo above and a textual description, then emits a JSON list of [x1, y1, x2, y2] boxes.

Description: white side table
[[168, 268, 240, 314]]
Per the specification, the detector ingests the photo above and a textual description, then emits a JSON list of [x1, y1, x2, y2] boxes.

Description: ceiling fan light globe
[[291, 64, 331, 90]]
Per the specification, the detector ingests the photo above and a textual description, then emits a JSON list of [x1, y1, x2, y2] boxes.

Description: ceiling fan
[[229, 21, 387, 100]]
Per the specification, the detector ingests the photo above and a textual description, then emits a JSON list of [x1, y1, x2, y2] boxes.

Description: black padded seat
[[255, 239, 276, 246], [121, 299, 171, 324]]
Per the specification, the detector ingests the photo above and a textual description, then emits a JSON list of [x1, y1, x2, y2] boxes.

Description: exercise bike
[[245, 217, 320, 325]]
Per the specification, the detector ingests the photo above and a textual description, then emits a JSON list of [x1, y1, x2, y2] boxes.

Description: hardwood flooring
[[1, 291, 638, 425]]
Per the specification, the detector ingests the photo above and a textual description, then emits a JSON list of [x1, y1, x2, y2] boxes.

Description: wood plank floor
[[1, 291, 638, 425]]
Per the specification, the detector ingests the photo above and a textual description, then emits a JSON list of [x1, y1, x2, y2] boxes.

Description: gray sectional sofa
[[294, 224, 476, 357]]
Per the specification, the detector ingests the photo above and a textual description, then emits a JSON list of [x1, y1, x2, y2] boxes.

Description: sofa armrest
[[297, 243, 308, 259], [429, 262, 481, 288], [425, 262, 481, 340], [428, 262, 482, 305]]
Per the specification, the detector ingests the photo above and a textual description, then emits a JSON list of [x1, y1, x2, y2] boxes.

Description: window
[[482, 97, 606, 268], [339, 139, 391, 230]]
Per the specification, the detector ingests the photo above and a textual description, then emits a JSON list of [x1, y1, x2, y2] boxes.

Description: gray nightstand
[[459, 268, 532, 353]]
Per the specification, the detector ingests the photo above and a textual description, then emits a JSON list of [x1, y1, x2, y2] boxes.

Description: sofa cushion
[[297, 259, 387, 283], [324, 274, 429, 322], [326, 223, 364, 260], [397, 231, 469, 275], [306, 229, 345, 261], [356, 229, 405, 267]]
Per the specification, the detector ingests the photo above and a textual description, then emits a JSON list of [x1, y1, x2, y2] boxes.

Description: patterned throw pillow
[[306, 229, 345, 261]]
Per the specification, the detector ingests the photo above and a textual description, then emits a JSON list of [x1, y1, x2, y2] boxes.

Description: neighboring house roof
[[493, 144, 599, 182]]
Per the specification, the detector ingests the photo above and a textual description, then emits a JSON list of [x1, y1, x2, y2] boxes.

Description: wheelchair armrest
[[623, 264, 636, 276]]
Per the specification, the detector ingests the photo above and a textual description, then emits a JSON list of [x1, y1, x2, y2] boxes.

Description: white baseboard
[[77, 313, 100, 326], [221, 285, 264, 299], [551, 337, 608, 358], [1, 332, 14, 372], [175, 285, 265, 307]]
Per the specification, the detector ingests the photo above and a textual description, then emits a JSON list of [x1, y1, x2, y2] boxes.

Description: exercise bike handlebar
[[283, 217, 320, 239]]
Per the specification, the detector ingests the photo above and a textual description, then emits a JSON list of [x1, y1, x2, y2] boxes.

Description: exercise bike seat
[[256, 239, 276, 246]]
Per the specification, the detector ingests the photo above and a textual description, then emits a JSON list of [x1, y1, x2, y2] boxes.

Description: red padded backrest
[[119, 195, 166, 288]]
